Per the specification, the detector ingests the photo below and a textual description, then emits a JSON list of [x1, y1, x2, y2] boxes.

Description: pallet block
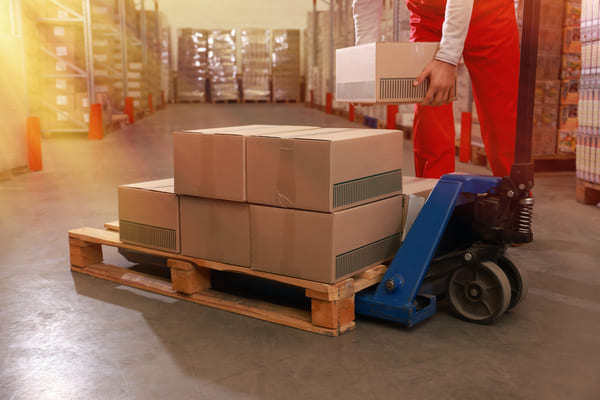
[[576, 179, 600, 205], [68, 223, 388, 336]]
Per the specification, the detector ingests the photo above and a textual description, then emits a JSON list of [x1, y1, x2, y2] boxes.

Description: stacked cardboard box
[[272, 29, 301, 102], [208, 29, 239, 102], [36, 1, 88, 132], [119, 125, 424, 284], [558, 0, 583, 153], [143, 10, 162, 111], [159, 13, 171, 103], [577, 0, 599, 183], [240, 28, 271, 101], [177, 29, 208, 102]]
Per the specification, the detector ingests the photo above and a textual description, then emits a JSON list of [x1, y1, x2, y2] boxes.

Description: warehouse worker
[[352, 0, 520, 178]]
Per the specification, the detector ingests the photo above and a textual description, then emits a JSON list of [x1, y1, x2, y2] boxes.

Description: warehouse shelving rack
[[36, 0, 96, 134]]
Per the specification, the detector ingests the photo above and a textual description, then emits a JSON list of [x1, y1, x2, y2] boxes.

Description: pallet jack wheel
[[496, 256, 529, 311], [448, 261, 512, 324]]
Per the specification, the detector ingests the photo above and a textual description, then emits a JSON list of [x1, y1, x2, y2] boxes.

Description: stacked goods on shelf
[[35, 0, 89, 132], [143, 9, 161, 111], [119, 125, 410, 284], [240, 28, 271, 101], [177, 28, 208, 102], [305, 11, 329, 107], [272, 29, 301, 101], [578, 0, 599, 183], [516, 0, 565, 155], [558, 0, 582, 153], [159, 12, 171, 103], [89, 1, 123, 126], [208, 29, 239, 102]]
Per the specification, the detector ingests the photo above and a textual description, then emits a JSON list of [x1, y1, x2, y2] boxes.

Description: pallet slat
[[68, 225, 388, 336]]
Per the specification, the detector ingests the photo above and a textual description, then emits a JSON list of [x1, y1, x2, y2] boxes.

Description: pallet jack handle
[[510, 0, 541, 194]]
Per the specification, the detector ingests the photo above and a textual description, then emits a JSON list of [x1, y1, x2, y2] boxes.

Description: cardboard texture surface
[[335, 42, 440, 104], [180, 196, 251, 267], [118, 178, 180, 253], [250, 195, 405, 283], [246, 128, 404, 212], [173, 125, 318, 201]]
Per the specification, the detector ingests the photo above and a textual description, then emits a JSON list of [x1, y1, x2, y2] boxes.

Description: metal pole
[[82, 0, 95, 102], [393, 0, 399, 42], [140, 0, 147, 65], [118, 0, 128, 99], [312, 0, 317, 67], [511, 0, 540, 189], [329, 0, 334, 93]]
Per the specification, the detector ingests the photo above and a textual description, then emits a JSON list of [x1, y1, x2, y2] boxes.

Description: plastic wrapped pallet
[[240, 28, 271, 101], [177, 28, 208, 102], [208, 29, 239, 102], [272, 29, 301, 102]]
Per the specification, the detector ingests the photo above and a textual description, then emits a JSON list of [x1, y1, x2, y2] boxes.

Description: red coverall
[[407, 0, 520, 178]]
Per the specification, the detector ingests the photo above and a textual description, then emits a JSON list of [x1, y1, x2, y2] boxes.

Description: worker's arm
[[352, 0, 383, 45], [415, 0, 475, 106]]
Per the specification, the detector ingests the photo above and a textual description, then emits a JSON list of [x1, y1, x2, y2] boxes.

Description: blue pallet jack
[[355, 0, 540, 326]]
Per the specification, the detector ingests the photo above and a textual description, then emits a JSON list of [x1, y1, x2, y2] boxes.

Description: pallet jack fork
[[355, 0, 541, 327]]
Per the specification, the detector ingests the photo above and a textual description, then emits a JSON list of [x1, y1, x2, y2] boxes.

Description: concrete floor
[[1, 104, 599, 400]]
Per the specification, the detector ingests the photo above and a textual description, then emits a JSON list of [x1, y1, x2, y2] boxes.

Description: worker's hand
[[414, 60, 457, 107]]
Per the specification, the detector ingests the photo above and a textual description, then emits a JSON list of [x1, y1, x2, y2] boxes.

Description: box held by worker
[[118, 178, 180, 253], [335, 42, 440, 104], [246, 128, 403, 212], [251, 195, 405, 283]]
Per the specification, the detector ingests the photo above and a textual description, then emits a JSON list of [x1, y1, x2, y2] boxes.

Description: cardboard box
[[180, 197, 251, 267], [43, 77, 87, 94], [246, 128, 404, 212], [118, 178, 180, 253], [563, 27, 581, 54], [173, 125, 319, 201], [250, 195, 405, 283], [560, 79, 579, 104], [42, 93, 75, 111], [335, 42, 440, 104], [559, 104, 578, 129], [557, 129, 576, 153], [401, 176, 438, 240]]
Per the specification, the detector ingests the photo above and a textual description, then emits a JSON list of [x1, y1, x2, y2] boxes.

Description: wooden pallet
[[576, 179, 600, 205], [69, 222, 388, 336], [273, 98, 299, 103], [212, 99, 240, 104], [243, 98, 271, 103]]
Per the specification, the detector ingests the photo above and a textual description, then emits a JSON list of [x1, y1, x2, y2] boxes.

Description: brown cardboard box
[[74, 92, 89, 112], [44, 77, 87, 94], [118, 178, 180, 253], [563, 27, 581, 54], [173, 125, 319, 201], [403, 176, 438, 197], [250, 195, 405, 283], [560, 79, 579, 104], [559, 104, 578, 129], [180, 196, 251, 267], [246, 128, 403, 212], [42, 93, 75, 111], [335, 42, 440, 104]]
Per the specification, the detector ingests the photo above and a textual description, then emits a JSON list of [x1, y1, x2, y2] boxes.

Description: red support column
[[349, 103, 355, 122], [88, 104, 104, 140], [386, 105, 398, 129], [124, 97, 135, 124], [27, 116, 42, 171], [326, 92, 332, 114]]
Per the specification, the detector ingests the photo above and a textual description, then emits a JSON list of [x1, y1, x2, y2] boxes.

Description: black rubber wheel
[[496, 256, 529, 311], [448, 261, 511, 324]]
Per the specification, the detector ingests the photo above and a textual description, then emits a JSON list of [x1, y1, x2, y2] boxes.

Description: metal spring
[[517, 197, 534, 234]]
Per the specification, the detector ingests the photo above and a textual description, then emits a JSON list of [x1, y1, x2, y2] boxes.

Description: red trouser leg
[[406, 0, 519, 178], [463, 0, 520, 177], [407, 2, 455, 178]]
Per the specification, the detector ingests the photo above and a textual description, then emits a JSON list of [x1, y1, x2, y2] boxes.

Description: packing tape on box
[[200, 134, 216, 196], [276, 138, 297, 208]]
